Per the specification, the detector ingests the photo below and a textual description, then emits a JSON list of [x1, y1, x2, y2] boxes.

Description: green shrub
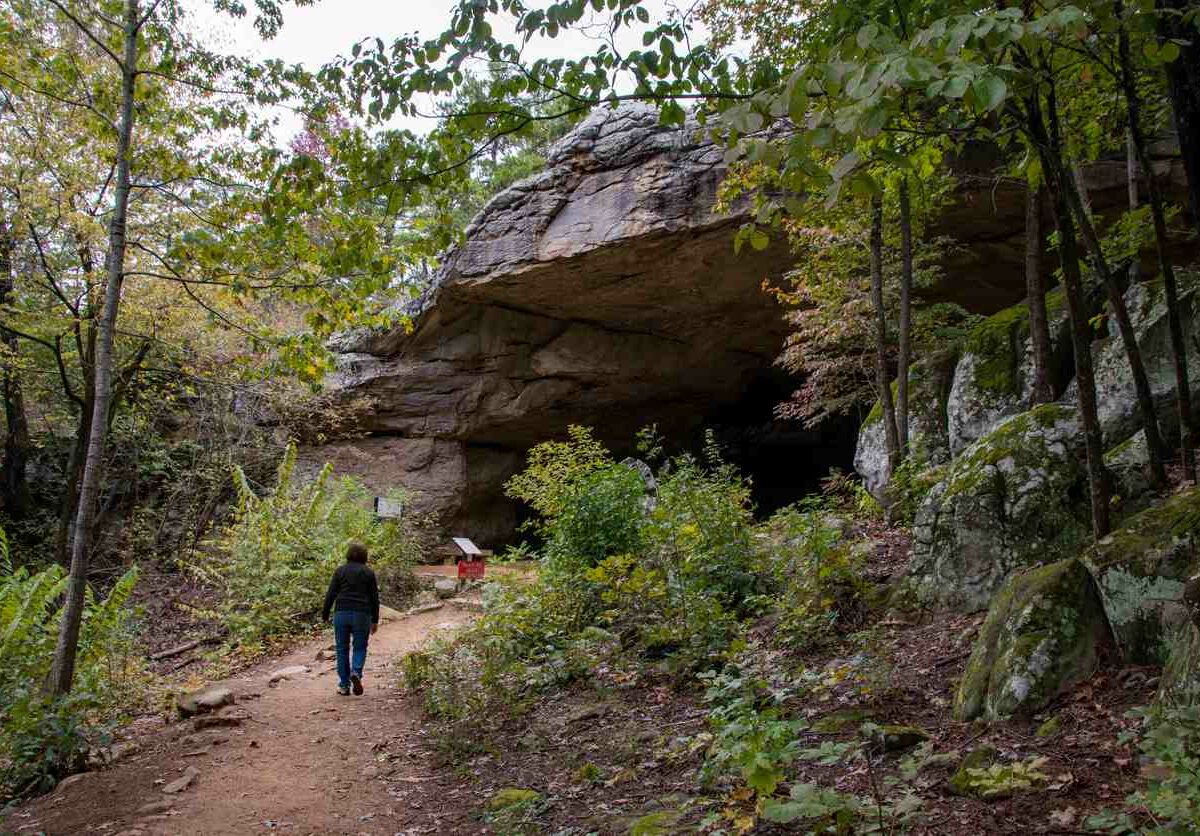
[[1088, 704, 1200, 834], [0, 528, 141, 801], [202, 442, 422, 646], [543, 463, 645, 575], [504, 425, 613, 527], [644, 439, 758, 611], [759, 502, 870, 650]]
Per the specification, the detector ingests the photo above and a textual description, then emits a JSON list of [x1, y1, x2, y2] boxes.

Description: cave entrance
[[703, 371, 859, 517]]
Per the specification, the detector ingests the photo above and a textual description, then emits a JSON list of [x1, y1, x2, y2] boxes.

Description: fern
[[1, 528, 142, 801]]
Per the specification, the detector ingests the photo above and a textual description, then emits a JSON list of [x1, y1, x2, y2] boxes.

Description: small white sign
[[452, 537, 483, 557], [374, 497, 404, 519]]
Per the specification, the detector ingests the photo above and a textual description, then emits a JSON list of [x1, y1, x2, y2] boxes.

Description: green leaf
[[972, 75, 1007, 111]]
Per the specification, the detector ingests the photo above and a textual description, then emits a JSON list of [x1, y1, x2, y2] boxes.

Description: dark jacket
[[322, 562, 380, 624]]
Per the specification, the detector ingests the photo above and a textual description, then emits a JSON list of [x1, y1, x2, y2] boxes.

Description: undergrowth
[[197, 441, 424, 649], [400, 427, 905, 831], [0, 528, 142, 802]]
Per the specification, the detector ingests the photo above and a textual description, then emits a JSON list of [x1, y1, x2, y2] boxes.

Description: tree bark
[[1025, 185, 1055, 404], [50, 0, 139, 696], [869, 192, 900, 480], [1058, 157, 1169, 489], [0, 214, 32, 517], [897, 178, 913, 453], [1027, 88, 1111, 537], [1117, 2, 1196, 484], [1156, 0, 1200, 236]]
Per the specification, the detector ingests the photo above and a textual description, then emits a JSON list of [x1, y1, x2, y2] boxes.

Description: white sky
[[196, 0, 699, 144]]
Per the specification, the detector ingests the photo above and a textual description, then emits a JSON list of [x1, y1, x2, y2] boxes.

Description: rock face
[[855, 350, 958, 501], [1081, 487, 1200, 665], [1070, 279, 1200, 445], [909, 405, 1091, 610], [324, 106, 799, 542], [955, 559, 1112, 721], [947, 290, 1069, 456]]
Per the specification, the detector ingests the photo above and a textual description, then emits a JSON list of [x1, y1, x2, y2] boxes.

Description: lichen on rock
[[954, 559, 1112, 721], [908, 404, 1091, 610], [855, 350, 958, 501], [1082, 486, 1200, 664], [947, 289, 1067, 456]]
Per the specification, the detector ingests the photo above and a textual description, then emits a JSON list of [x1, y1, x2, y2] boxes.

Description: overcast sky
[[197, 0, 699, 143]]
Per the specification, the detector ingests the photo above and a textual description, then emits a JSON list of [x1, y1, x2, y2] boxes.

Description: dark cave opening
[[704, 371, 860, 517]]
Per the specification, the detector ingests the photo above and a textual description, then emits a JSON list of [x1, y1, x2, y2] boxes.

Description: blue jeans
[[332, 610, 372, 688]]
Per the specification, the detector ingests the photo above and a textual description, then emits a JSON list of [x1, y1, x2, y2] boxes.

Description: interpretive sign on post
[[373, 497, 404, 519], [453, 537, 486, 579]]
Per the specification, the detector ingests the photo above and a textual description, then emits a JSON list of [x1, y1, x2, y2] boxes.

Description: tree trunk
[[55, 407, 90, 565], [1025, 185, 1055, 404], [50, 0, 139, 696], [869, 192, 900, 480], [1058, 157, 1169, 489], [1051, 184, 1112, 537], [1118, 1, 1196, 483], [0, 214, 32, 517], [897, 178, 913, 453], [1028, 88, 1111, 537], [1156, 0, 1200, 236]]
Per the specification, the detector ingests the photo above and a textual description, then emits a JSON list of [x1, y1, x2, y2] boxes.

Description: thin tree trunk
[[1058, 157, 1169, 489], [50, 0, 139, 696], [1118, 1, 1196, 483], [1127, 131, 1142, 287], [1025, 185, 1055, 404], [55, 408, 90, 565], [869, 192, 900, 480], [0, 215, 32, 517], [1156, 0, 1200, 236], [1029, 87, 1111, 537], [897, 178, 913, 453]]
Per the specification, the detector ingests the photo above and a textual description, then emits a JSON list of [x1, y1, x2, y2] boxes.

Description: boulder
[[1159, 622, 1200, 707], [855, 350, 958, 500], [954, 559, 1112, 721], [433, 578, 458, 599], [1104, 430, 1155, 504], [909, 404, 1091, 610], [947, 289, 1068, 456], [1066, 276, 1200, 446], [176, 686, 235, 719], [1081, 486, 1200, 664]]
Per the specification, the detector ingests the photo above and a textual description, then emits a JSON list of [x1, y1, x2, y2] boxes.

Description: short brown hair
[[346, 543, 369, 564]]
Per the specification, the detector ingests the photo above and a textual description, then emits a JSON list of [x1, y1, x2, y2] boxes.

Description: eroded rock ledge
[[321, 106, 798, 543]]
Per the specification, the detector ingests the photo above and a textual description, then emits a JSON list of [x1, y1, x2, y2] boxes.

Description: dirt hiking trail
[[8, 606, 477, 836]]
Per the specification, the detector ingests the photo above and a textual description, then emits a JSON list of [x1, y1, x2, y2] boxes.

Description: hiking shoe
[[350, 673, 363, 696], [336, 685, 350, 696]]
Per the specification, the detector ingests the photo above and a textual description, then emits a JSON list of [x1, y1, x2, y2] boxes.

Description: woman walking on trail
[[322, 542, 380, 696]]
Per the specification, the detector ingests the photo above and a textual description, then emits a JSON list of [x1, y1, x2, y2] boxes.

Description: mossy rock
[[1035, 716, 1062, 738], [867, 724, 930, 752], [954, 559, 1113, 721], [1159, 622, 1200, 707], [910, 404, 1091, 610], [628, 810, 683, 835], [1081, 486, 1200, 665], [1070, 278, 1200, 447], [812, 709, 872, 733], [948, 289, 1068, 456], [855, 349, 958, 501], [487, 788, 541, 811], [948, 746, 999, 796]]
